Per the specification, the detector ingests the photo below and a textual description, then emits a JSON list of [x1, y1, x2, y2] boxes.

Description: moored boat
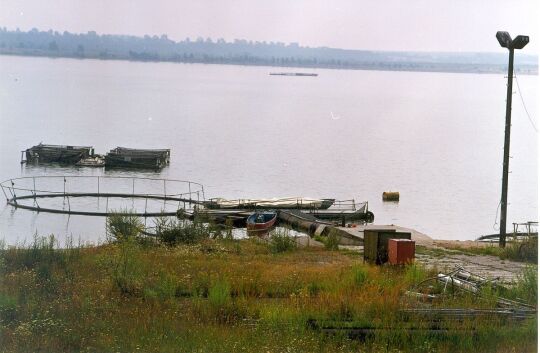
[[246, 212, 277, 232], [76, 156, 105, 167], [205, 197, 335, 210]]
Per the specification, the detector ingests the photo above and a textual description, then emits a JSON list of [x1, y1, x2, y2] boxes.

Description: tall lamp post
[[495, 31, 529, 248]]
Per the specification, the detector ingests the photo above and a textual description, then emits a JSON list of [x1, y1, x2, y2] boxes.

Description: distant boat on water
[[269, 72, 318, 77]]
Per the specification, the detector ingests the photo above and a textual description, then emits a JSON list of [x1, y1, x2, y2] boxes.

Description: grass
[[0, 229, 537, 352], [443, 237, 538, 263]]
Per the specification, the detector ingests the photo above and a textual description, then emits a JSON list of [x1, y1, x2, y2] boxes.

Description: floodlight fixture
[[512, 35, 529, 49], [496, 31, 512, 48]]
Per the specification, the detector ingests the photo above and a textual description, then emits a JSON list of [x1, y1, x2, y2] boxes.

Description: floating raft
[[269, 72, 318, 77], [23, 143, 94, 164], [105, 147, 170, 169]]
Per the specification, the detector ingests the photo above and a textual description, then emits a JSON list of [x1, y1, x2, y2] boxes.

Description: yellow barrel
[[382, 191, 400, 201]]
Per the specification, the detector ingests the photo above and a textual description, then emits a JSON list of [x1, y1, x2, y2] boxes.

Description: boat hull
[[246, 212, 277, 232]]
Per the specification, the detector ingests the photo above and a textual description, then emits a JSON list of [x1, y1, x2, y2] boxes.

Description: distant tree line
[[0, 27, 537, 74]]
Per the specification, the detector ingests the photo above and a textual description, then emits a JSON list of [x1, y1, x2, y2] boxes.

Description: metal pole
[[499, 48, 514, 248], [1, 184, 8, 201]]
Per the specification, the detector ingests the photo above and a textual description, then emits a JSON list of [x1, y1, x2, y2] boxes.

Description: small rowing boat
[[246, 212, 277, 232]]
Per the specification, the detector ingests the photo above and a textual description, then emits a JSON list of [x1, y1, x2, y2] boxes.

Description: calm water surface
[[0, 55, 537, 244]]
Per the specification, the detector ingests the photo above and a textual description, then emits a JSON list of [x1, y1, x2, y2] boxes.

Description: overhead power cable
[[514, 74, 538, 133]]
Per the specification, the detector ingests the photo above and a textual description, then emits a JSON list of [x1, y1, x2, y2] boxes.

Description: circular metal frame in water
[[0, 175, 205, 216]]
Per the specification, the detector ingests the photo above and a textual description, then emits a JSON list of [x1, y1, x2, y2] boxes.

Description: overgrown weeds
[[510, 265, 537, 304], [111, 238, 144, 296], [314, 229, 340, 250], [268, 229, 297, 253], [106, 210, 143, 241], [0, 235, 536, 352], [154, 215, 209, 245], [446, 237, 538, 263]]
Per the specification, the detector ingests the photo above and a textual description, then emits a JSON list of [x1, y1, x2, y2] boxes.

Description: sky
[[0, 0, 538, 53]]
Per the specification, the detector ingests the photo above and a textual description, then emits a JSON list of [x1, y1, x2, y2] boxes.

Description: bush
[[106, 210, 143, 241], [269, 230, 297, 253], [112, 239, 144, 296], [314, 230, 340, 250], [154, 216, 208, 245], [324, 230, 340, 251]]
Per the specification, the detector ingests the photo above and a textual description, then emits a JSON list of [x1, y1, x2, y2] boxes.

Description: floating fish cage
[[0, 176, 204, 217], [105, 147, 171, 169], [23, 143, 94, 164], [21, 144, 171, 169]]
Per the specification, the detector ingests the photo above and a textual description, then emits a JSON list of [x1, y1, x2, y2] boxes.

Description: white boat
[[75, 156, 105, 167], [205, 197, 335, 210]]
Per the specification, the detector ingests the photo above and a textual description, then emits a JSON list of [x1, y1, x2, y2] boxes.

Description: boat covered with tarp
[[205, 197, 335, 210]]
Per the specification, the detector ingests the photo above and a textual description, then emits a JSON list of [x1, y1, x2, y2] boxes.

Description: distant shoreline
[[2, 27, 537, 75], [1, 51, 537, 75]]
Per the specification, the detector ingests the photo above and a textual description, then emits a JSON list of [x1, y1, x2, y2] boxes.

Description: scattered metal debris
[[405, 266, 536, 314]]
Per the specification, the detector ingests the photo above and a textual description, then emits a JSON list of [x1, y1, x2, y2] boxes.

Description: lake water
[[0, 55, 537, 245]]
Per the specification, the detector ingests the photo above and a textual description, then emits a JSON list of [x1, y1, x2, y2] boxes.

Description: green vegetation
[[0, 217, 537, 352], [106, 210, 143, 241], [314, 229, 341, 251], [268, 229, 297, 253], [153, 215, 209, 245], [443, 237, 538, 263]]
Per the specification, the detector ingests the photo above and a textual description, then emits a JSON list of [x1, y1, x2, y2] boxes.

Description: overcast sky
[[0, 0, 538, 53]]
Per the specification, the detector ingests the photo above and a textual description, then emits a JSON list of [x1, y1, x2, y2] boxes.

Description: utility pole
[[495, 31, 529, 248]]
